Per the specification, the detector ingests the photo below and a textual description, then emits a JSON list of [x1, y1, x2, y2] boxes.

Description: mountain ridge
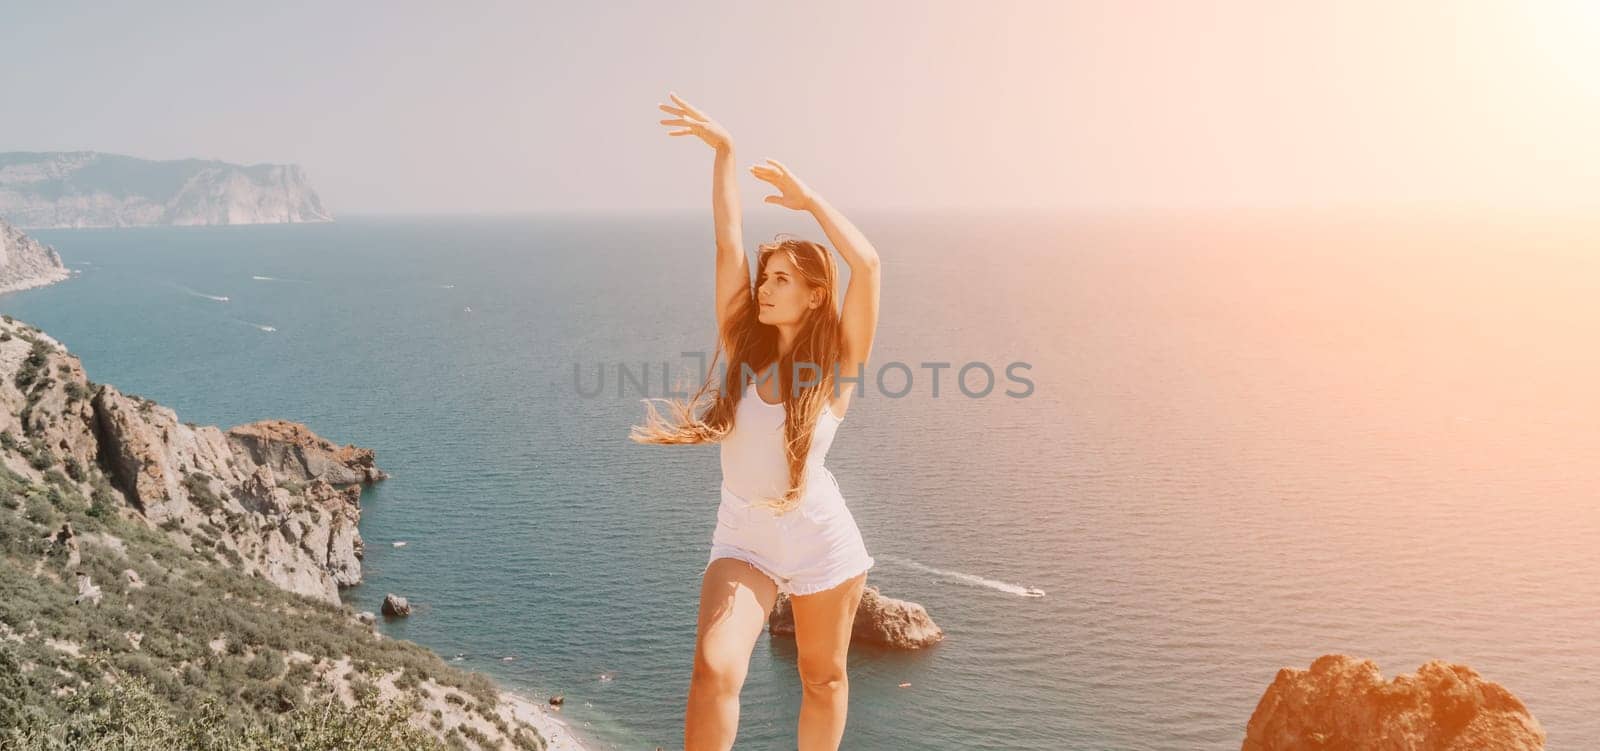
[[0, 151, 332, 228]]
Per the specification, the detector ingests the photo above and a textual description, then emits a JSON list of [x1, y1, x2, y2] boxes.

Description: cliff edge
[[0, 218, 70, 295], [0, 312, 585, 750], [0, 315, 384, 604]]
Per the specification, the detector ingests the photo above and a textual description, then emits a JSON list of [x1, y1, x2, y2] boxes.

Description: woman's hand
[[750, 159, 816, 212], [658, 92, 732, 152]]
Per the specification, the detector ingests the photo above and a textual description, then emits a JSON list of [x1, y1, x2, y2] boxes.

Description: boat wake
[[877, 554, 1046, 597], [182, 288, 230, 302], [227, 317, 277, 333]]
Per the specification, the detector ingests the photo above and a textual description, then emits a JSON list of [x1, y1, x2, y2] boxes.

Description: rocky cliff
[[0, 151, 332, 228], [0, 310, 586, 750], [0, 218, 70, 295], [0, 315, 381, 604], [1243, 654, 1546, 750]]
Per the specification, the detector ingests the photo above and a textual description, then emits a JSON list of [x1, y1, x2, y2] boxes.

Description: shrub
[[0, 468, 530, 751], [244, 649, 285, 682], [87, 477, 117, 514], [13, 340, 52, 390], [62, 457, 86, 482], [459, 724, 496, 749], [24, 493, 58, 527], [3, 670, 448, 750], [349, 675, 378, 703], [394, 669, 420, 691], [183, 473, 224, 515], [43, 470, 73, 490], [29, 443, 54, 471]]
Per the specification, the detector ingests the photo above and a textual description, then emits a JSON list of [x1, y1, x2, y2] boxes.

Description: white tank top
[[719, 377, 843, 504]]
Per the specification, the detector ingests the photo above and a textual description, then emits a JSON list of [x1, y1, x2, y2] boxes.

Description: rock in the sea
[[768, 584, 944, 649], [0, 217, 70, 294], [382, 593, 411, 617], [1242, 654, 1546, 750], [0, 151, 332, 228]]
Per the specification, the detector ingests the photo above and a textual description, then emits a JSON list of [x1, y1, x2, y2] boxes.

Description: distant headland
[[0, 151, 332, 228]]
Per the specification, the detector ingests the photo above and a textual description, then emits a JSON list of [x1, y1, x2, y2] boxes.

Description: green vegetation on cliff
[[0, 311, 563, 749], [0, 465, 546, 750]]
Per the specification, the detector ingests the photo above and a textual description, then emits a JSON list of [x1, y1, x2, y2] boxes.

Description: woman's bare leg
[[789, 571, 868, 751], [686, 557, 780, 750]]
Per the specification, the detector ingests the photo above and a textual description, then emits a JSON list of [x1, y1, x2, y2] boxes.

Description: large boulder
[[382, 594, 412, 617], [1243, 654, 1546, 750], [768, 584, 944, 649]]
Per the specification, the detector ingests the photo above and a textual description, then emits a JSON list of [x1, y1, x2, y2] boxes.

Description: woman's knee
[[796, 656, 847, 693], [691, 643, 749, 695], [690, 558, 776, 695]]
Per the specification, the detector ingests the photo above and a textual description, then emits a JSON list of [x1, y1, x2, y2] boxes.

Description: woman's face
[[756, 252, 819, 327]]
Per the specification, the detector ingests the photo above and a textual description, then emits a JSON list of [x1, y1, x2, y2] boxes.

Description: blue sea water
[[4, 211, 1597, 749]]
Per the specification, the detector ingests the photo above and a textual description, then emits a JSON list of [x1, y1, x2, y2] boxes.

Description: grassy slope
[[0, 316, 549, 750]]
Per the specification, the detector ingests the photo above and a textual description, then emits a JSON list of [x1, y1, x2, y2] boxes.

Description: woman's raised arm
[[659, 92, 749, 334], [806, 192, 881, 372], [750, 159, 881, 374]]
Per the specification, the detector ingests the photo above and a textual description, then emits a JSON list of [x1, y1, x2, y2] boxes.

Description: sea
[[4, 209, 1596, 749]]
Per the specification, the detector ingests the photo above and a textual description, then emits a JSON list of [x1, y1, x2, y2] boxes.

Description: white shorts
[[704, 468, 875, 597]]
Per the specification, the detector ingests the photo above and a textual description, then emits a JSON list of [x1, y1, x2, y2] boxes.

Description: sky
[[2, 0, 1598, 215]]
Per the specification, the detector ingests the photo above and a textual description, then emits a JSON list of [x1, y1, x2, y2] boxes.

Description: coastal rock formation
[[0, 235, 583, 750], [768, 584, 945, 649], [227, 419, 388, 486], [1242, 654, 1546, 750], [0, 314, 382, 605], [5, 481, 585, 751], [0, 217, 70, 294], [0, 151, 332, 228]]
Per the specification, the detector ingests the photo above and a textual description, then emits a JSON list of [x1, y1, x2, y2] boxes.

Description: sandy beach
[[499, 690, 594, 751]]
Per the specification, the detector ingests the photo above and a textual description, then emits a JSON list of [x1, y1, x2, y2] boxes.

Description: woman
[[631, 92, 882, 751]]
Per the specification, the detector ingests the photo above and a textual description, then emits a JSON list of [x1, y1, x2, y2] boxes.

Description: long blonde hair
[[629, 234, 843, 514]]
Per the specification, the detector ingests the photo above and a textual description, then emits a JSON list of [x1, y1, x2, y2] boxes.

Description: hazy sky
[[3, 0, 1597, 214]]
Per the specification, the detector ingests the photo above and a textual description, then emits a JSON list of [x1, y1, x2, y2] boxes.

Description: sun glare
[[1525, 0, 1600, 96]]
